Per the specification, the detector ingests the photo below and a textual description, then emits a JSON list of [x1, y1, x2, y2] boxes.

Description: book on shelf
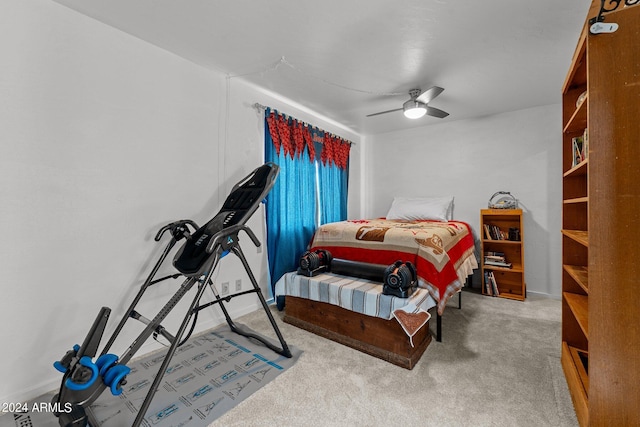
[[484, 271, 492, 295], [484, 224, 507, 240], [582, 128, 588, 160], [484, 271, 499, 296], [483, 224, 492, 240], [485, 251, 505, 257], [572, 135, 585, 167], [484, 251, 512, 268], [484, 260, 513, 268], [491, 272, 499, 296]]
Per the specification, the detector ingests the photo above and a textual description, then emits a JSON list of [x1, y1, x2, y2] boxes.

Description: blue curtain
[[264, 111, 317, 293], [264, 109, 350, 294], [317, 160, 348, 225]]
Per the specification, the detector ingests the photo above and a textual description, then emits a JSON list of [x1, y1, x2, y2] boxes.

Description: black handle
[[155, 220, 199, 242]]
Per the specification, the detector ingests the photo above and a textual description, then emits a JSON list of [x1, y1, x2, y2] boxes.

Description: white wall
[[364, 105, 562, 297], [0, 0, 361, 404]]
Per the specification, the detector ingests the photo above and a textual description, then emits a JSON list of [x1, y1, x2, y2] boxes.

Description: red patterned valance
[[265, 109, 351, 169], [321, 133, 350, 169]]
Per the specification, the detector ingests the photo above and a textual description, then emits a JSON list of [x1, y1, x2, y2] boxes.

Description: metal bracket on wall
[[590, 21, 619, 34]]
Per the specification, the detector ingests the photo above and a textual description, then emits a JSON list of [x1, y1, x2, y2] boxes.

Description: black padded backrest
[[173, 163, 279, 276], [218, 163, 274, 227], [222, 163, 272, 211]]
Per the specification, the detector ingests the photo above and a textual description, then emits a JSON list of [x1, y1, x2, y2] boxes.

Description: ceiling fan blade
[[426, 106, 449, 118], [366, 108, 403, 117], [416, 86, 444, 104]]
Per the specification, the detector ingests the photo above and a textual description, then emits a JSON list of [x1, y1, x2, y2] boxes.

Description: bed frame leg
[[435, 286, 463, 343]]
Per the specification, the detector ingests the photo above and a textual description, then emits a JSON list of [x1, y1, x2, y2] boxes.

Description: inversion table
[[51, 162, 291, 427]]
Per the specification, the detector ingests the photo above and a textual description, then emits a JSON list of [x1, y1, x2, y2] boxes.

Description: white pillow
[[386, 196, 454, 222]]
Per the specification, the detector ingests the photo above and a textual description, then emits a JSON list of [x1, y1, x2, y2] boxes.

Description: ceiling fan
[[367, 86, 449, 119]]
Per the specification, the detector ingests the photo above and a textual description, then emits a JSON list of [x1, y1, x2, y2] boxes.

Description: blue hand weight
[[96, 353, 119, 377], [53, 361, 66, 373], [103, 364, 131, 396]]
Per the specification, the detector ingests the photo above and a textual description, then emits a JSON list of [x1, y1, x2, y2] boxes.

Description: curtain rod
[[252, 103, 355, 145]]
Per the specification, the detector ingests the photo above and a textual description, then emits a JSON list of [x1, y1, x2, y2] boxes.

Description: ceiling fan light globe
[[403, 105, 427, 119]]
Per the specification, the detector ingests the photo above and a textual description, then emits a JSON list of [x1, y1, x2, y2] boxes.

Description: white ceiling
[[52, 0, 591, 136]]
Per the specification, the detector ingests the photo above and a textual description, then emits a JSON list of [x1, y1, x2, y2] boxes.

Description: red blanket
[[310, 219, 475, 314]]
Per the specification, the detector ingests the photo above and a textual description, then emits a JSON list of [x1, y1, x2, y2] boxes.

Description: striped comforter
[[275, 271, 436, 320]]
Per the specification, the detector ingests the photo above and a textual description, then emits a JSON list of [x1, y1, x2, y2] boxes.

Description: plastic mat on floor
[[1, 325, 300, 427]]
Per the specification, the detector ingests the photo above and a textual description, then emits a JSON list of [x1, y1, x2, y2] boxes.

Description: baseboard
[[526, 290, 562, 300]]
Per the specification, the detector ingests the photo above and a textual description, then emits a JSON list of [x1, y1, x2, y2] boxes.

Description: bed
[[275, 196, 478, 368]]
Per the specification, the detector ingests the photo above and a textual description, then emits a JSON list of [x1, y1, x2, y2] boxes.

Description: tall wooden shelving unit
[[561, 3, 640, 426]]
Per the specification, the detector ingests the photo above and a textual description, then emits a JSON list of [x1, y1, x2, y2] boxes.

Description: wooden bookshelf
[[561, 3, 640, 426], [480, 209, 525, 301]]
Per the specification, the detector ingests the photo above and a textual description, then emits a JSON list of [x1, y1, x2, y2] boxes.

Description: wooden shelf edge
[[563, 159, 588, 178], [563, 264, 588, 293], [562, 342, 589, 427], [483, 265, 523, 273], [563, 292, 589, 339], [563, 95, 588, 134], [480, 209, 523, 216], [497, 292, 526, 301], [481, 239, 522, 245], [562, 229, 589, 247], [569, 346, 589, 392], [563, 197, 588, 204]]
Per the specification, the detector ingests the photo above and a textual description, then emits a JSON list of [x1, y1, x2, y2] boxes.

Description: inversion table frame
[[52, 163, 291, 427]]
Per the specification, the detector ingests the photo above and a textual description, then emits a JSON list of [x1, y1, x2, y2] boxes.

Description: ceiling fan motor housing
[[409, 88, 422, 99]]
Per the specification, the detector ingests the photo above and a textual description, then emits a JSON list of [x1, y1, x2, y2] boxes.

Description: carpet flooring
[[211, 290, 579, 427], [2, 289, 578, 427]]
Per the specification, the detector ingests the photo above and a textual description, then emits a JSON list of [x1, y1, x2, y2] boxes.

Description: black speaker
[[508, 227, 520, 241]]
